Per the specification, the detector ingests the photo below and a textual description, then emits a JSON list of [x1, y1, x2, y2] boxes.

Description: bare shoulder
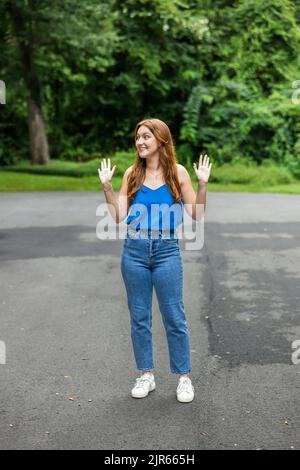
[[176, 163, 190, 185], [124, 165, 134, 176], [122, 165, 134, 181], [119, 165, 134, 195]]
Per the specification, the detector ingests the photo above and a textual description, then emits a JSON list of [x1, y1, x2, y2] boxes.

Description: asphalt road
[[0, 191, 299, 450]]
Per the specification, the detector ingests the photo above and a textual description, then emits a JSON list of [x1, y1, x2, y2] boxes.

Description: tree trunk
[[28, 96, 50, 164], [7, 0, 50, 164]]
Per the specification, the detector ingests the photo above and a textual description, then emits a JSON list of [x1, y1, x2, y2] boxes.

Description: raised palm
[[98, 158, 116, 185], [193, 154, 212, 183]]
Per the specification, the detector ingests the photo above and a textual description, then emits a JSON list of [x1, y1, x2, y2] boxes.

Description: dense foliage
[[1, 0, 300, 177]]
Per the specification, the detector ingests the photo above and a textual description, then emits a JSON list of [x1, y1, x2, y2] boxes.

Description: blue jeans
[[120, 233, 191, 374]]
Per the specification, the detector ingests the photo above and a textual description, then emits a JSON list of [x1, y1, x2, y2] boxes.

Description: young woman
[[98, 118, 212, 403]]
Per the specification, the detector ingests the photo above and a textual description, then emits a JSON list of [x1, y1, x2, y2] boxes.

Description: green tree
[[1, 0, 117, 164], [100, 0, 208, 150], [180, 0, 300, 171]]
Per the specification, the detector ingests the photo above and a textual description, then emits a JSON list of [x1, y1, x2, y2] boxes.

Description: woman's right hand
[[98, 158, 116, 186]]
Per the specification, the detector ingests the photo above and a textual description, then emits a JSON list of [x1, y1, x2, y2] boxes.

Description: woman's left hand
[[193, 154, 212, 184]]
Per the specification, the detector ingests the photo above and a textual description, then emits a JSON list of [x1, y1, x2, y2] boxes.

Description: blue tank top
[[125, 184, 184, 232]]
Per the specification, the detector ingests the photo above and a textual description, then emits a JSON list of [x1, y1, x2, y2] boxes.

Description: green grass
[[1, 155, 300, 194], [0, 151, 136, 178], [0, 158, 102, 178], [1, 171, 300, 193]]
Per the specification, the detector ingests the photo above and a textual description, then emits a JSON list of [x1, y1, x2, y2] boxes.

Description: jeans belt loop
[[127, 227, 176, 239]]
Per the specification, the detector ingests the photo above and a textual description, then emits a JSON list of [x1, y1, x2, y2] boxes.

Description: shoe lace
[[177, 378, 193, 394], [134, 376, 152, 389]]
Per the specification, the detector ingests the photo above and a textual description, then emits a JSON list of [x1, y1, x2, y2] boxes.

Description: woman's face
[[135, 125, 160, 158]]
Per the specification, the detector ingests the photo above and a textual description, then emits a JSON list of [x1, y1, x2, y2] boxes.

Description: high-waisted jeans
[[120, 232, 191, 374]]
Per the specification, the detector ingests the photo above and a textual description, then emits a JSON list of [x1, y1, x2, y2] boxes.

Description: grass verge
[[1, 171, 300, 194], [1, 156, 300, 194]]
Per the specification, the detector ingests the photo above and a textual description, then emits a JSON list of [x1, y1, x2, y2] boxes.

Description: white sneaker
[[176, 377, 195, 403], [131, 374, 156, 398]]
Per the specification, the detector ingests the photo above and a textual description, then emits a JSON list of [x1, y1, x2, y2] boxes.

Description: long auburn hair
[[127, 118, 182, 204]]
